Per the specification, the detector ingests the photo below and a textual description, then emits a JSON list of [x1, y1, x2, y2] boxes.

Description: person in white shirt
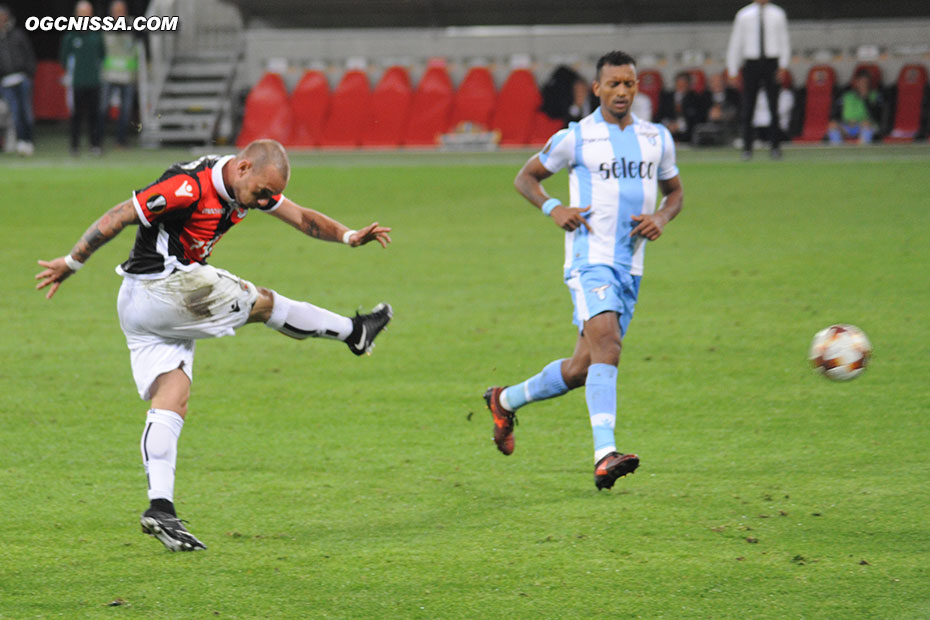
[[483, 51, 684, 491], [726, 0, 791, 159]]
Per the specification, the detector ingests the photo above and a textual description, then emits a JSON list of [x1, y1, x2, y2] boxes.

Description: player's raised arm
[[630, 175, 684, 241], [515, 154, 591, 233], [35, 199, 140, 299], [269, 197, 392, 248]]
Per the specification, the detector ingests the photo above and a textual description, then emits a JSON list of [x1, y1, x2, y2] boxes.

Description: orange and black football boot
[[483, 386, 516, 455], [594, 452, 639, 490]]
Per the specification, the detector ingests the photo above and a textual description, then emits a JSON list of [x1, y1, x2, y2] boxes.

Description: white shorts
[[117, 264, 259, 399]]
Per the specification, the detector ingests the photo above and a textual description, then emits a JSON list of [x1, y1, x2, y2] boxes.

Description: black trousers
[[71, 86, 102, 150], [740, 58, 780, 151]]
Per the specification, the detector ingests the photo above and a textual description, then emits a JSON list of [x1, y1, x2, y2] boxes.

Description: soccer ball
[[809, 324, 872, 381]]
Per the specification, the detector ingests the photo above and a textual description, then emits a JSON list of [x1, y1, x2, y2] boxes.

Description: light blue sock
[[585, 363, 618, 461], [501, 359, 569, 411], [827, 128, 843, 145]]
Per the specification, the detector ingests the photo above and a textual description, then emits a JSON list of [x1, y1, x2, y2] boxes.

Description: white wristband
[[541, 198, 562, 216], [64, 254, 84, 272], [342, 229, 357, 245]]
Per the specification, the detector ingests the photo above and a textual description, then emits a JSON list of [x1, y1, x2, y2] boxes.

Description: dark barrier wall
[[228, 0, 930, 27], [6, 0, 929, 59]]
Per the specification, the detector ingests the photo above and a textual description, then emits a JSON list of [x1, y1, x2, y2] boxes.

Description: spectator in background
[[0, 4, 36, 156], [706, 72, 741, 128], [726, 0, 791, 160], [692, 72, 741, 145], [751, 70, 794, 147], [100, 0, 139, 148], [541, 65, 592, 125], [61, 0, 106, 156], [657, 71, 706, 143], [630, 87, 653, 121], [827, 70, 883, 145]]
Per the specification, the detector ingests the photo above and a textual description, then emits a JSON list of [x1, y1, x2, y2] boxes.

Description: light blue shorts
[[565, 264, 641, 336]]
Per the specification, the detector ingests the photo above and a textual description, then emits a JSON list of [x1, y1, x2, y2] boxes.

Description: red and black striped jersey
[[117, 155, 283, 278]]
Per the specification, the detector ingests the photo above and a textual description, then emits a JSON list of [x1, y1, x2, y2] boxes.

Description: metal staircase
[[139, 0, 243, 147], [143, 52, 239, 146]]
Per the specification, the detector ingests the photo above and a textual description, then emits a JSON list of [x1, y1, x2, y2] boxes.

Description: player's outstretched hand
[[551, 205, 592, 233], [630, 212, 669, 241], [348, 222, 392, 248], [35, 257, 74, 299]]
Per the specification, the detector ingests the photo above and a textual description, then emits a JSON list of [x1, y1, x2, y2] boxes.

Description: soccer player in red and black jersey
[[36, 140, 393, 552]]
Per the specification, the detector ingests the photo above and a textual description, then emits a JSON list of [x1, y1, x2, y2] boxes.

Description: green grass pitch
[[1, 146, 928, 618]]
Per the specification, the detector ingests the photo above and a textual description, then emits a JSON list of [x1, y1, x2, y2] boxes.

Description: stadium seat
[[686, 68, 707, 94], [491, 68, 541, 146], [887, 64, 928, 142], [798, 64, 837, 142], [318, 69, 371, 147], [362, 66, 412, 147], [236, 72, 292, 147], [32, 60, 69, 121], [852, 62, 883, 88], [636, 70, 663, 122], [287, 70, 330, 148], [402, 64, 454, 146], [448, 66, 496, 130], [528, 110, 565, 146]]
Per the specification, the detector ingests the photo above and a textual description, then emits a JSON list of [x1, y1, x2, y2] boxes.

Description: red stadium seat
[[798, 64, 837, 142], [287, 70, 330, 148], [318, 70, 371, 147], [448, 66, 496, 130], [403, 64, 454, 146], [32, 60, 69, 121], [528, 110, 565, 146], [362, 66, 412, 147], [887, 64, 928, 142], [636, 70, 663, 122], [491, 68, 541, 146], [686, 68, 707, 94], [852, 62, 882, 88], [236, 73, 292, 147]]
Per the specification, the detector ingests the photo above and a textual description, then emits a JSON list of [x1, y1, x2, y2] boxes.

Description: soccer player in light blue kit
[[484, 51, 684, 490]]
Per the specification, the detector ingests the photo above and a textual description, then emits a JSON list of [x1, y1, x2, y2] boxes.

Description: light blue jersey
[[538, 108, 679, 278]]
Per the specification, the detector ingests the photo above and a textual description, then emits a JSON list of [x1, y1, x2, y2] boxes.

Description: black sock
[[150, 498, 176, 516]]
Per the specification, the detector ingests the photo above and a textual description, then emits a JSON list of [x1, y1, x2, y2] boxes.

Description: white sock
[[265, 290, 353, 340], [499, 389, 514, 412], [141, 409, 184, 502]]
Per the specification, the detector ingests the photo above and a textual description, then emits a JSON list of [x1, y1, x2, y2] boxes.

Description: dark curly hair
[[596, 51, 637, 78]]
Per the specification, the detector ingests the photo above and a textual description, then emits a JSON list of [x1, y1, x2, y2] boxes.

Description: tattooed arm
[[35, 200, 140, 299], [270, 198, 391, 248]]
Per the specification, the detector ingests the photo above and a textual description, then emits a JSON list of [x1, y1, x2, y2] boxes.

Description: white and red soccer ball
[[809, 324, 872, 381]]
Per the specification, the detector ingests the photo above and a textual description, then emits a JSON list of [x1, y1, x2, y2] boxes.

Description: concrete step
[[174, 51, 237, 63], [169, 62, 235, 79], [150, 113, 215, 127], [161, 81, 227, 95], [144, 127, 215, 142], [156, 97, 223, 112]]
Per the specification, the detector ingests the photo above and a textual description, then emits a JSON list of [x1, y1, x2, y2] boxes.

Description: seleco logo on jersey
[[598, 158, 655, 181], [175, 180, 194, 198], [145, 194, 167, 214]]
